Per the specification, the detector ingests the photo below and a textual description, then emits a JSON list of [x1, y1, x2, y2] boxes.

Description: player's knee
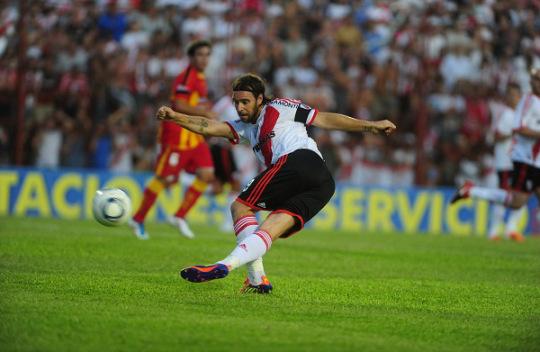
[[197, 170, 215, 184], [231, 200, 251, 219], [230, 201, 242, 216], [155, 176, 171, 188], [230, 180, 241, 193], [508, 192, 528, 209], [211, 181, 223, 195]]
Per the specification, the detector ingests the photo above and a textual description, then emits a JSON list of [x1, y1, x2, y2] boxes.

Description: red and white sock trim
[[234, 215, 258, 236], [254, 230, 272, 250]]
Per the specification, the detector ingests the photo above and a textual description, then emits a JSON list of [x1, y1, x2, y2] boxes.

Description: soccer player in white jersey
[[487, 83, 526, 240], [157, 73, 396, 292], [452, 68, 540, 241]]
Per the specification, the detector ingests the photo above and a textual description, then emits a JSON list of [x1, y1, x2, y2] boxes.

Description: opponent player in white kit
[[157, 73, 396, 292], [452, 68, 540, 241]]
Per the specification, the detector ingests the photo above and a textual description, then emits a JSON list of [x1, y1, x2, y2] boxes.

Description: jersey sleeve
[[293, 102, 319, 126], [171, 75, 192, 103], [224, 119, 249, 145]]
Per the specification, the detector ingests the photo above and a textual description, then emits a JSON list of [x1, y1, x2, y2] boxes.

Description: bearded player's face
[[232, 91, 263, 123]]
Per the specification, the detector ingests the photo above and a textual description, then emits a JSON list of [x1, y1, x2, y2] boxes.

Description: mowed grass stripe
[[1, 217, 539, 352]]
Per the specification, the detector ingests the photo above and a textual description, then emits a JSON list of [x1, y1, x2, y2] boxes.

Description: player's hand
[[375, 120, 397, 135], [157, 106, 174, 121]]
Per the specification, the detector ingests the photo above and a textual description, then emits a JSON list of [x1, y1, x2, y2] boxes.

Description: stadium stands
[[1, 0, 539, 187]]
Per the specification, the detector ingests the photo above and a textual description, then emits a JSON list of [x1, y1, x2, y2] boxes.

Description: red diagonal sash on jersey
[[519, 94, 533, 128], [533, 140, 540, 159], [259, 106, 279, 167], [517, 94, 540, 159]]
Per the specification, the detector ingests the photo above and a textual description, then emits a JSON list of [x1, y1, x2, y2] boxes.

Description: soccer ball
[[92, 188, 132, 226]]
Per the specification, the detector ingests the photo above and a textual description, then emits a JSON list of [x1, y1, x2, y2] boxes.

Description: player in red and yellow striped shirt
[[130, 40, 217, 239]]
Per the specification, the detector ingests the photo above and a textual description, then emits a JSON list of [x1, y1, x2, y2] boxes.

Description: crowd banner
[[1, 167, 538, 236]]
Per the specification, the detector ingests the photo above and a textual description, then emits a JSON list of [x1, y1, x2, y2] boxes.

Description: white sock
[[505, 206, 526, 235], [470, 187, 510, 204], [234, 215, 267, 285], [488, 204, 506, 237], [218, 230, 272, 270], [234, 215, 258, 242]]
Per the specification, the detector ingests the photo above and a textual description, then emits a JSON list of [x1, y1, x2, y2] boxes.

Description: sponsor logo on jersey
[[253, 131, 275, 152], [257, 202, 266, 209], [175, 84, 190, 94], [273, 99, 299, 109]]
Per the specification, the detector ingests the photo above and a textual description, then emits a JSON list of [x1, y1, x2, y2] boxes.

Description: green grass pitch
[[1, 217, 539, 352]]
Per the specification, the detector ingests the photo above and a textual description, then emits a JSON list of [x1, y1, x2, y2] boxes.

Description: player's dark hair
[[186, 40, 212, 57], [232, 73, 272, 104], [506, 81, 521, 93]]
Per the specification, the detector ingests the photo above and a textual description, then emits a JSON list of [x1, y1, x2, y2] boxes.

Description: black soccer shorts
[[210, 144, 238, 184], [511, 161, 540, 192], [237, 149, 335, 237], [497, 169, 512, 190]]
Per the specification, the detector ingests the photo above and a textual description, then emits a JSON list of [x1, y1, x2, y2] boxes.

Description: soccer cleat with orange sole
[[240, 276, 273, 294], [450, 180, 474, 204], [180, 264, 229, 283], [508, 232, 525, 242]]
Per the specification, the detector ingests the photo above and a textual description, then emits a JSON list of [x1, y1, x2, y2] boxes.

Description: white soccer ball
[[92, 188, 132, 227]]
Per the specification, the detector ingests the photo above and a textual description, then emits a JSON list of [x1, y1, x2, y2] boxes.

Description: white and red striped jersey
[[489, 101, 514, 171], [511, 93, 540, 167], [225, 98, 321, 167]]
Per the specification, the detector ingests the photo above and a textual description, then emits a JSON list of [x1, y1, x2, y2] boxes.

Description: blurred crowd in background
[[1, 0, 539, 187]]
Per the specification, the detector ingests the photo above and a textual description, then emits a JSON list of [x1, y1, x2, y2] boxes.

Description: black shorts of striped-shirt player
[[236, 149, 335, 238], [511, 161, 540, 192]]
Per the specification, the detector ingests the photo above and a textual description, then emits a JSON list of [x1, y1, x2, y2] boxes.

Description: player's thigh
[[184, 143, 214, 176], [154, 147, 182, 183], [258, 212, 297, 241]]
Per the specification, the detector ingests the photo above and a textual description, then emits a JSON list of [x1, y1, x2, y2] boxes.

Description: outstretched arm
[[514, 126, 540, 139], [156, 106, 234, 139], [173, 99, 218, 120], [312, 112, 396, 135]]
